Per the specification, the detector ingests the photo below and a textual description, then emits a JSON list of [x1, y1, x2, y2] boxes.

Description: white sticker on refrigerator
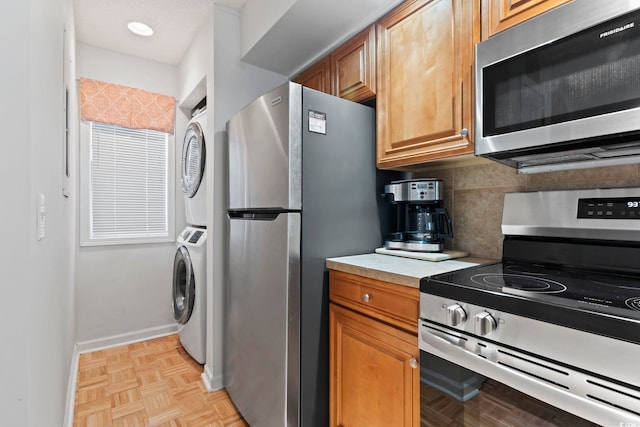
[[308, 110, 327, 135]]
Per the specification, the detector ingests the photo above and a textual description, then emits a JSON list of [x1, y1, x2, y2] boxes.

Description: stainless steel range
[[420, 187, 640, 425]]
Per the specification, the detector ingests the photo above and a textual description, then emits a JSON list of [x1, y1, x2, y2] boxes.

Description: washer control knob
[[474, 311, 497, 336], [446, 304, 467, 327]]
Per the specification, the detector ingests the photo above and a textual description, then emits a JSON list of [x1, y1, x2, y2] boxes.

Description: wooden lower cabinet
[[329, 271, 419, 427]]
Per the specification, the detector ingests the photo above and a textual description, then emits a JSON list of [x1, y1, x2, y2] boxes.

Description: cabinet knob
[[362, 293, 371, 303], [460, 128, 468, 137], [409, 357, 419, 369]]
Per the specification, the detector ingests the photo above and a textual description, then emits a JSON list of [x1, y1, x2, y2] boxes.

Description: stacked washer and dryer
[[172, 108, 207, 364]]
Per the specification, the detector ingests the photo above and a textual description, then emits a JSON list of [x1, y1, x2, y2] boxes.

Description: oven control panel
[[578, 197, 640, 219]]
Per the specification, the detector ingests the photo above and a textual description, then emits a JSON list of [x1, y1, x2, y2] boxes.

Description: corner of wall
[[201, 364, 224, 392], [62, 344, 80, 427]]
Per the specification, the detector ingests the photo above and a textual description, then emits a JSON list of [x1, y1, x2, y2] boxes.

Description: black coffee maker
[[383, 178, 453, 252]]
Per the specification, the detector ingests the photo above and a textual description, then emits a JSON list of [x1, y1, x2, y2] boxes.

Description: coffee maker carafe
[[383, 179, 453, 252]]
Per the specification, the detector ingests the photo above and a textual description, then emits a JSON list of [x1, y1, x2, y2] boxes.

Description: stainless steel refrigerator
[[225, 82, 388, 427]]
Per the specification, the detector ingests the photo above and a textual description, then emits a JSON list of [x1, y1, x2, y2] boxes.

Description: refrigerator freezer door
[[225, 212, 301, 427], [228, 83, 302, 210]]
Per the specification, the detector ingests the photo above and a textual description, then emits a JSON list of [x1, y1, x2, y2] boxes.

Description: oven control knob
[[474, 312, 497, 336], [446, 304, 467, 327]]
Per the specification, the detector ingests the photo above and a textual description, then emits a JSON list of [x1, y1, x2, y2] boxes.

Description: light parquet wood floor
[[73, 334, 248, 427]]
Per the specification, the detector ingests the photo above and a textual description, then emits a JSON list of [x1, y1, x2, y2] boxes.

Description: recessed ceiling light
[[127, 21, 154, 37]]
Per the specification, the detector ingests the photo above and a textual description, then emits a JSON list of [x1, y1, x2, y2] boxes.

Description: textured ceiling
[[74, 0, 246, 65], [73, 0, 399, 76]]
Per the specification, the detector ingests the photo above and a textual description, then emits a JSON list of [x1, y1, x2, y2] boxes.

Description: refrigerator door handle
[[228, 210, 292, 221]]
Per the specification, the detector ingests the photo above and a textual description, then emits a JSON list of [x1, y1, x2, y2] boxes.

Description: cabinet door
[[377, 0, 479, 169], [331, 25, 376, 103], [330, 303, 419, 427], [293, 56, 332, 94], [481, 0, 571, 39]]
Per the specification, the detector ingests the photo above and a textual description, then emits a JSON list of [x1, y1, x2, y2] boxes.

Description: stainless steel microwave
[[475, 0, 640, 173]]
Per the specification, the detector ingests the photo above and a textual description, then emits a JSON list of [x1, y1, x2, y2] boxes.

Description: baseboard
[[201, 363, 224, 392], [77, 323, 179, 354], [63, 344, 80, 427]]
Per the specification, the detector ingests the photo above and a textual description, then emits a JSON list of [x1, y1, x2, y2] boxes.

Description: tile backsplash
[[413, 158, 640, 259]]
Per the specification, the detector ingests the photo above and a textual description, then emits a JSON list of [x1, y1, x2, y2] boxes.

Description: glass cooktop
[[421, 261, 640, 344]]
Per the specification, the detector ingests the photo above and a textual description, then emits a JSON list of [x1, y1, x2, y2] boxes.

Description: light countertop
[[326, 253, 496, 288]]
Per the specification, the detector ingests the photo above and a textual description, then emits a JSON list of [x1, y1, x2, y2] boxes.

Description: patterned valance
[[79, 79, 176, 134]]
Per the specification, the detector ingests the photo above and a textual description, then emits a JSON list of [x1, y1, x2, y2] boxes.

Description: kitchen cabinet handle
[[362, 293, 371, 303], [409, 357, 419, 369], [460, 128, 468, 137]]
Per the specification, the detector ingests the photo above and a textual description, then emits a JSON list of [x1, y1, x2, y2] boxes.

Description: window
[[80, 122, 175, 245]]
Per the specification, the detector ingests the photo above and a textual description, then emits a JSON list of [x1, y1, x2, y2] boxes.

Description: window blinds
[[90, 122, 168, 240]]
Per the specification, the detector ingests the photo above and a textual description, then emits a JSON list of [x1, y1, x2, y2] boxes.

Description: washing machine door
[[181, 120, 206, 198], [173, 246, 195, 324]]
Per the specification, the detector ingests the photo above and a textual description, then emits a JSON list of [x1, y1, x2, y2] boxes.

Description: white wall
[[177, 9, 212, 115], [76, 43, 179, 97], [0, 0, 77, 425], [177, 4, 286, 391], [240, 0, 296, 58], [214, 7, 288, 133], [1, 1, 32, 423], [75, 43, 184, 343]]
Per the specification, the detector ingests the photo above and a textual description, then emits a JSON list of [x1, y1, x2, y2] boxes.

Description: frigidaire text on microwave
[[475, 0, 640, 173]]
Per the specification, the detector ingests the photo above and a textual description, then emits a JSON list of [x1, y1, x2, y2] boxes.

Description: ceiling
[[73, 0, 399, 75], [74, 0, 246, 65]]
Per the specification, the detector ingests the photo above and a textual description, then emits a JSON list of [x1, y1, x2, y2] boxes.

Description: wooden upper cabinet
[[293, 55, 331, 94], [481, 0, 571, 39], [330, 25, 376, 103], [376, 0, 479, 169]]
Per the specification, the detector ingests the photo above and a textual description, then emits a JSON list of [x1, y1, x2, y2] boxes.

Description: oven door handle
[[420, 323, 467, 350], [420, 323, 496, 370], [423, 329, 456, 352]]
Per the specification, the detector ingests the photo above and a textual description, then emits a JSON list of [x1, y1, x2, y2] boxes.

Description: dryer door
[[182, 120, 206, 198], [173, 246, 195, 324]]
